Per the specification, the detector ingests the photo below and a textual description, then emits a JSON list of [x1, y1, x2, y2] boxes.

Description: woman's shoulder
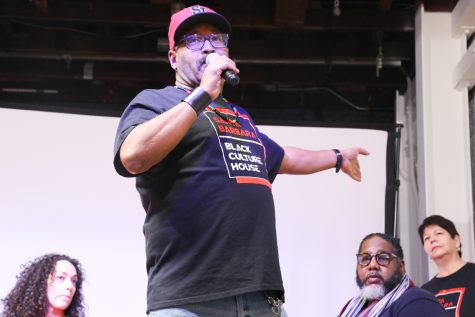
[[464, 262, 475, 274], [448, 262, 475, 282]]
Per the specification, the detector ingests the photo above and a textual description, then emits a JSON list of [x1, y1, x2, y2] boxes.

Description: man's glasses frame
[[356, 252, 398, 267], [178, 33, 229, 51]]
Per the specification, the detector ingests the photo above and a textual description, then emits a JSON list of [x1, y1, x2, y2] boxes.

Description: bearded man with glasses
[[114, 4, 369, 317], [338, 233, 447, 317]]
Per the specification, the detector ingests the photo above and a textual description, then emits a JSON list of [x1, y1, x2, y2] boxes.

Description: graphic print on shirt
[[435, 287, 465, 317], [204, 107, 271, 188]]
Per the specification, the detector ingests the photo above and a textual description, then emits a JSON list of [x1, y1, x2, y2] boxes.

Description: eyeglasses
[[356, 252, 398, 267], [179, 33, 229, 51]]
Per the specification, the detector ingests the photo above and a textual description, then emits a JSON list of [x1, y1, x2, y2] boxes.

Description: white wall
[[0, 108, 389, 316], [414, 6, 475, 279]]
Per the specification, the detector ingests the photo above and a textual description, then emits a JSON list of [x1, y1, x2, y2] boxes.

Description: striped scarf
[[338, 273, 412, 317]]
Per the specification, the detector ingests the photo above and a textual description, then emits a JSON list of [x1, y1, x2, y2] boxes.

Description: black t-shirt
[[422, 262, 475, 317], [114, 87, 285, 312]]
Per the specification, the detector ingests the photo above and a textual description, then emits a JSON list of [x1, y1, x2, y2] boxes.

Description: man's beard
[[359, 283, 386, 300], [355, 268, 403, 300]]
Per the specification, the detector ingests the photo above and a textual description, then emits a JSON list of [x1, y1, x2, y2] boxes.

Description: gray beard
[[356, 268, 403, 300], [359, 284, 386, 300]]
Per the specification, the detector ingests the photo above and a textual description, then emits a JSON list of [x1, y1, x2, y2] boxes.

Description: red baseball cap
[[168, 5, 231, 51]]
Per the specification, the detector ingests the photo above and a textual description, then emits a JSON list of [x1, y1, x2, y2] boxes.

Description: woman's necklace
[[175, 86, 239, 124]]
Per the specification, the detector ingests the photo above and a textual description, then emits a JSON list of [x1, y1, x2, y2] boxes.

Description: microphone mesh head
[[205, 53, 219, 65]]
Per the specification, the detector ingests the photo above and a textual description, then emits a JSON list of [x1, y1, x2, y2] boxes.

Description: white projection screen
[[0, 108, 391, 316]]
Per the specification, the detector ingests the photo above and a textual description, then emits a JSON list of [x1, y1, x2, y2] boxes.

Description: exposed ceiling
[[0, 0, 459, 124]]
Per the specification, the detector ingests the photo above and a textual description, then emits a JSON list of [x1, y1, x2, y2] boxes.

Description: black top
[[422, 262, 475, 317], [114, 87, 285, 312]]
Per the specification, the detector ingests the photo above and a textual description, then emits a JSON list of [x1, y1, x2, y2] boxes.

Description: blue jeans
[[148, 291, 288, 317]]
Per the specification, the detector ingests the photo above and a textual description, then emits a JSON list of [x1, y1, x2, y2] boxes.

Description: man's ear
[[400, 260, 406, 274], [168, 50, 177, 70]]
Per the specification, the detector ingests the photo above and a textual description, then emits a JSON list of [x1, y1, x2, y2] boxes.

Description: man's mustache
[[364, 272, 383, 283]]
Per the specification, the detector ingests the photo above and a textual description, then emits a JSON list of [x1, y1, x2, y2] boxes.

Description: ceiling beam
[[421, 0, 457, 12], [0, 0, 170, 26], [0, 0, 414, 31], [378, 0, 393, 12], [0, 50, 406, 67], [303, 9, 413, 31], [0, 55, 406, 86], [274, 0, 308, 27], [33, 0, 48, 13]]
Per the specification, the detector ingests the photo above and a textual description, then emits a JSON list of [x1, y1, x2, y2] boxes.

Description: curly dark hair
[[1, 253, 86, 317], [358, 232, 404, 260]]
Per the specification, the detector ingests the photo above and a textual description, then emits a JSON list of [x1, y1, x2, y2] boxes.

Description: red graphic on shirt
[[204, 108, 272, 188], [435, 287, 465, 317]]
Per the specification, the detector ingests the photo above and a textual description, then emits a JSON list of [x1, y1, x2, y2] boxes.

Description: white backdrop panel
[[0, 108, 387, 316], [0, 108, 146, 316], [259, 125, 386, 316]]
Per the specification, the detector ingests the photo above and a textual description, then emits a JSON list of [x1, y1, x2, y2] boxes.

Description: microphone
[[206, 53, 240, 87]]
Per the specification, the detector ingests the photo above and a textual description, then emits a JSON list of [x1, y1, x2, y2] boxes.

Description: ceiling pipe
[[0, 52, 403, 67]]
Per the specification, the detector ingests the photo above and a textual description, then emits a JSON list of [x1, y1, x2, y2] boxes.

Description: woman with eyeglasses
[[418, 215, 475, 316], [1, 253, 86, 317]]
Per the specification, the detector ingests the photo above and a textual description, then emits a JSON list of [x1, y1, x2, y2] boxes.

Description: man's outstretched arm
[[279, 147, 369, 181]]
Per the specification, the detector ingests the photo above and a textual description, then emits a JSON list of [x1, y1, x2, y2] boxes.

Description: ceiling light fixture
[[333, 0, 341, 17], [376, 44, 383, 78]]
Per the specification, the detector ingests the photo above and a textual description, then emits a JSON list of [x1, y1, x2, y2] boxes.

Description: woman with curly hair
[[2, 253, 86, 317]]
